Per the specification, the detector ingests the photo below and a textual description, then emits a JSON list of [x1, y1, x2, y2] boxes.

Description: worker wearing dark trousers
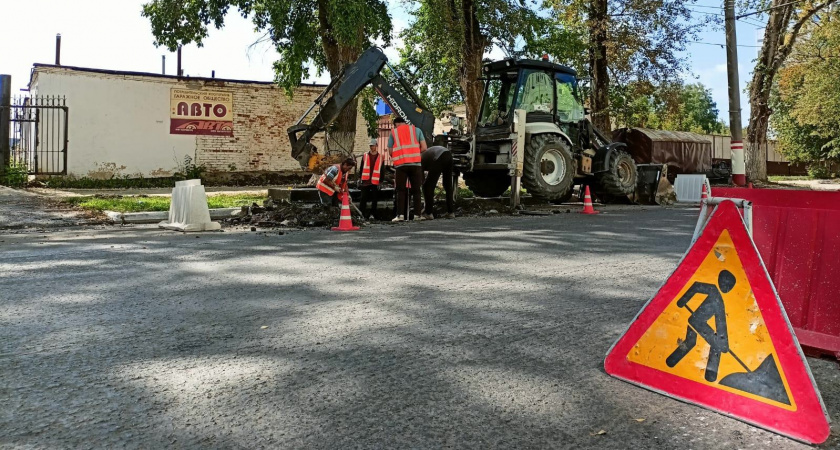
[[359, 138, 382, 220], [388, 115, 428, 222], [421, 146, 456, 219]]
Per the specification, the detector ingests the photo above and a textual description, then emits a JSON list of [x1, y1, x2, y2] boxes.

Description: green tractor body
[[441, 57, 637, 202]]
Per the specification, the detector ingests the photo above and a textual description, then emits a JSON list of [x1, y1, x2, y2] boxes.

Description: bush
[[41, 176, 180, 189], [2, 163, 29, 187], [806, 163, 835, 179], [174, 155, 207, 181]]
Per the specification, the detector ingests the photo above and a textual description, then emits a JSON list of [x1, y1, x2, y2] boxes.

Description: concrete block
[[268, 187, 292, 203], [159, 179, 222, 231], [674, 175, 710, 203]]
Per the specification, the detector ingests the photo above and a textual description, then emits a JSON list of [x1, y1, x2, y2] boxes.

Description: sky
[[0, 0, 765, 127]]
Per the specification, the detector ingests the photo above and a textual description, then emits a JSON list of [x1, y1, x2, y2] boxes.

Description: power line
[[737, 0, 807, 19], [738, 17, 767, 27], [687, 8, 723, 16], [687, 6, 771, 24], [690, 4, 724, 10], [690, 41, 763, 48]]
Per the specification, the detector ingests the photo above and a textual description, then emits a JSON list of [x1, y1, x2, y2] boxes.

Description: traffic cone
[[748, 182, 754, 189], [331, 192, 360, 231], [699, 183, 708, 208], [580, 186, 599, 215]]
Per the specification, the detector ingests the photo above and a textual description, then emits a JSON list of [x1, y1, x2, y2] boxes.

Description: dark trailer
[[613, 128, 712, 183]]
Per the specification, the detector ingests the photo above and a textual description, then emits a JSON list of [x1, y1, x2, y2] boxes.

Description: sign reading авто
[[170, 88, 233, 136]]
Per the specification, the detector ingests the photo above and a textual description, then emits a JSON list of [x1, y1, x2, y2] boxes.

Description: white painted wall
[[32, 69, 195, 178]]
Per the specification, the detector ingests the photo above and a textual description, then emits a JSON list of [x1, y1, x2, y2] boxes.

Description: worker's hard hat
[[369, 138, 378, 147]]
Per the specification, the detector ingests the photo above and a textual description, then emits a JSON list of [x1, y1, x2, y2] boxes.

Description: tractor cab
[[476, 57, 586, 139], [447, 55, 637, 202]]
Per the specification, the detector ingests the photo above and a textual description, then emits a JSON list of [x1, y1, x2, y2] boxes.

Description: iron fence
[[4, 95, 68, 175]]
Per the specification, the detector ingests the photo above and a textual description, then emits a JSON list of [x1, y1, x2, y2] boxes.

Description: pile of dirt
[[224, 200, 340, 229], [451, 198, 512, 216], [219, 190, 594, 232]]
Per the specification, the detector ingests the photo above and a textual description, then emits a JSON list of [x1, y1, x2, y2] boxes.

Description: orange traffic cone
[[331, 192, 359, 231], [699, 183, 708, 208], [748, 182, 754, 189], [580, 186, 599, 215]]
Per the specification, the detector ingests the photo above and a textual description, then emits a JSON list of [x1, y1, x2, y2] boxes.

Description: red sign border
[[604, 200, 831, 444]]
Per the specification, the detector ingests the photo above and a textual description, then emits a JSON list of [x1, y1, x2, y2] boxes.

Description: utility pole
[[725, 0, 746, 186], [0, 75, 11, 177]]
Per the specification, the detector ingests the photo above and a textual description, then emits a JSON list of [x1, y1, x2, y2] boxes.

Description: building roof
[[483, 58, 577, 77], [30, 63, 328, 89], [627, 128, 712, 144]]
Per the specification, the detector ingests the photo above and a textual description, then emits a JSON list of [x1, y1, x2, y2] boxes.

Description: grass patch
[[64, 193, 266, 213], [768, 176, 815, 182]]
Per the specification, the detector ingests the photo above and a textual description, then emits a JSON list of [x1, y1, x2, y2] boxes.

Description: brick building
[[27, 64, 371, 179]]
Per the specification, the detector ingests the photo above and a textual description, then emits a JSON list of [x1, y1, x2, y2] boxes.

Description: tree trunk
[[746, 95, 770, 181], [744, 2, 789, 181], [328, 100, 359, 157], [460, 53, 485, 130], [459, 0, 488, 130], [318, 0, 362, 156], [588, 0, 611, 133], [745, 0, 835, 181]]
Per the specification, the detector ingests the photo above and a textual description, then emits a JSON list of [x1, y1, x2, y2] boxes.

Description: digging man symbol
[[666, 269, 736, 382]]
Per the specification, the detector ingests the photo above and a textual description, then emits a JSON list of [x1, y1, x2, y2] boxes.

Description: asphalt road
[[1, 207, 837, 449]]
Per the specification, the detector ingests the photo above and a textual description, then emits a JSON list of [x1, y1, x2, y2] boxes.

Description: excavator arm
[[288, 47, 436, 170]]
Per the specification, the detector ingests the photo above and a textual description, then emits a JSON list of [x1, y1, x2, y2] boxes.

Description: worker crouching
[[421, 146, 456, 220], [316, 157, 356, 206]]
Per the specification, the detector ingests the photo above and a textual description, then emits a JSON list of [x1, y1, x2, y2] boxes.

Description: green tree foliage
[[397, 0, 547, 127], [770, 11, 840, 171], [744, 0, 838, 180], [142, 0, 392, 153], [613, 82, 726, 134], [542, 0, 707, 131]]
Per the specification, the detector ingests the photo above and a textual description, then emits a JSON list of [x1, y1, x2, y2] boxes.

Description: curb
[[105, 207, 241, 224]]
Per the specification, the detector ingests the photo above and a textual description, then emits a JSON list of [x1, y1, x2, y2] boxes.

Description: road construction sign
[[604, 200, 830, 444]]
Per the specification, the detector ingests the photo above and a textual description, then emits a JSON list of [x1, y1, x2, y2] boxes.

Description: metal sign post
[[0, 75, 11, 176], [509, 109, 526, 209]]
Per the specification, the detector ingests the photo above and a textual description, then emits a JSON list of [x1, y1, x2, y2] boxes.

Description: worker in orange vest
[[388, 115, 428, 222], [316, 157, 356, 206], [358, 138, 382, 220]]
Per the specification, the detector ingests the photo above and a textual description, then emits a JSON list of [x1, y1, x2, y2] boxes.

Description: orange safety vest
[[316, 164, 349, 196], [360, 152, 382, 185], [390, 124, 422, 167]]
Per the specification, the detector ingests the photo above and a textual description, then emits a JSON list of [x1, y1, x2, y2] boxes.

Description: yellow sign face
[[627, 230, 795, 410]]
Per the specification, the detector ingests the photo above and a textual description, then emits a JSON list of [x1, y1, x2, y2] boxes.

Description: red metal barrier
[[713, 187, 840, 360]]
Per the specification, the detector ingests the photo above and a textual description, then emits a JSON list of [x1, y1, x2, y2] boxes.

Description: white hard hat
[[369, 138, 378, 147]]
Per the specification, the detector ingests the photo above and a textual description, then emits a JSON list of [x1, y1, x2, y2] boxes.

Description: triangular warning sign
[[605, 200, 831, 444]]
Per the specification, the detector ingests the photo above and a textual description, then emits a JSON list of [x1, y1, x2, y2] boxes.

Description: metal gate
[[5, 95, 68, 175], [376, 116, 394, 166]]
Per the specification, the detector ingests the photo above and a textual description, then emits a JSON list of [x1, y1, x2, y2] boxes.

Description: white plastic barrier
[[673, 174, 710, 203], [158, 179, 221, 232]]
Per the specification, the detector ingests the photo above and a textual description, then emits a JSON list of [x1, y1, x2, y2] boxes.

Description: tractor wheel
[[464, 170, 510, 197], [596, 150, 637, 199], [522, 134, 575, 201]]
